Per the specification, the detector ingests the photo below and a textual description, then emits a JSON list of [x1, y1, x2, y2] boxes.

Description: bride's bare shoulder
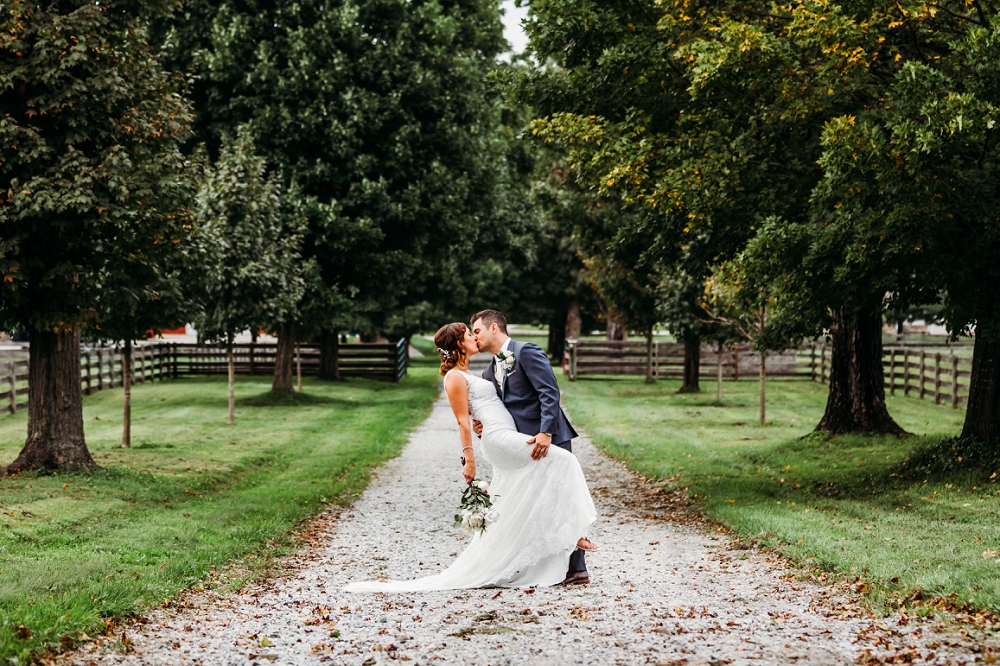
[[443, 369, 469, 390]]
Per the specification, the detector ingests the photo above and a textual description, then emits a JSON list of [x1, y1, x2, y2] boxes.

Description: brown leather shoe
[[560, 571, 590, 586]]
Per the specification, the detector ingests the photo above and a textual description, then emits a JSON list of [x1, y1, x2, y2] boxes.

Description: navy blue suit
[[482, 339, 586, 574]]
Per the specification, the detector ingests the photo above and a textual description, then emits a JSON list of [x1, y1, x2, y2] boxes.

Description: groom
[[470, 309, 590, 586]]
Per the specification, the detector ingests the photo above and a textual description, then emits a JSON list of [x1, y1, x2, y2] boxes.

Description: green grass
[[561, 375, 1000, 614], [0, 368, 441, 663]]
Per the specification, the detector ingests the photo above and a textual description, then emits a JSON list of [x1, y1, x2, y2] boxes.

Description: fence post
[[96, 348, 104, 390], [173, 344, 178, 379], [889, 349, 896, 397], [934, 353, 941, 404], [296, 342, 303, 392], [903, 349, 910, 397], [952, 355, 959, 409], [918, 350, 926, 399], [810, 344, 817, 381], [84, 351, 92, 395], [653, 341, 659, 379], [8, 358, 15, 414]]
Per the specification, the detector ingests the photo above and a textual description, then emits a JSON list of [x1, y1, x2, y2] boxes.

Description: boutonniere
[[496, 350, 516, 374]]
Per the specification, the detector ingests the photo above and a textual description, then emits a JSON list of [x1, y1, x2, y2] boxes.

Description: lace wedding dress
[[344, 369, 597, 591]]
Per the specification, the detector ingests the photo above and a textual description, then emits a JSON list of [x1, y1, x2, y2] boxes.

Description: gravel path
[[68, 392, 986, 666]]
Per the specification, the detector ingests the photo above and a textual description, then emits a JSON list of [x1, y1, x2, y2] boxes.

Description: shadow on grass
[[238, 392, 358, 407]]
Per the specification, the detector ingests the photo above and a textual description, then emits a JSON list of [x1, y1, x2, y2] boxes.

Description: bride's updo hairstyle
[[434, 322, 469, 376]]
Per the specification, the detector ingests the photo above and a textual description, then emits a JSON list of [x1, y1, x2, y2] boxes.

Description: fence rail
[[0, 340, 409, 415], [566, 340, 803, 381], [0, 356, 29, 414]]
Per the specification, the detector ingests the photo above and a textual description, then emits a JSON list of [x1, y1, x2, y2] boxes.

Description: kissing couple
[[346, 309, 598, 591]]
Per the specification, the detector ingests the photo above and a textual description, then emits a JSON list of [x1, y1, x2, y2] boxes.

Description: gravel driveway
[[67, 393, 986, 665]]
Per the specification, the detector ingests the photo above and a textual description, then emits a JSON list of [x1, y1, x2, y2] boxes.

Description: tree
[[801, 26, 1000, 442], [192, 130, 305, 424], [526, 154, 624, 362], [95, 265, 193, 448], [700, 262, 776, 423], [0, 0, 196, 472], [155, 0, 510, 367], [524, 0, 964, 434]]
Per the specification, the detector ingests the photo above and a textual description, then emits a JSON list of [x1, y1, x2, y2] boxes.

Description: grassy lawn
[[0, 365, 441, 663], [561, 375, 1000, 614]]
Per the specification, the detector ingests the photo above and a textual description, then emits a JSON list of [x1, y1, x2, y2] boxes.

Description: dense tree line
[[9, 0, 998, 473]]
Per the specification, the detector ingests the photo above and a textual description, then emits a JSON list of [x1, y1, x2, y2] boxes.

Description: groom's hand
[[472, 420, 483, 437], [527, 432, 552, 460]]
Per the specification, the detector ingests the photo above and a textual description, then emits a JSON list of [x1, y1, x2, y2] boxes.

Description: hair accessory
[[437, 347, 452, 358]]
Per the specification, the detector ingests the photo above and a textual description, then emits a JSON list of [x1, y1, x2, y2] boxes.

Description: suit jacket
[[482, 339, 578, 448]]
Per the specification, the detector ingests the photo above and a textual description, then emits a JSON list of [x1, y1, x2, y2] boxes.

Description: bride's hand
[[463, 458, 476, 484]]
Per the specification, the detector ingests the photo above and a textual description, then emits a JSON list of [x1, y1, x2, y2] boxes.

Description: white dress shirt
[[494, 337, 513, 394]]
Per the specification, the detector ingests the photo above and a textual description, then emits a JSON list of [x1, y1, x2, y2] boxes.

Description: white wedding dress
[[344, 369, 597, 591]]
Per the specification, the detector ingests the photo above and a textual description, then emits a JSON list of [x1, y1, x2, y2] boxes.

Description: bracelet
[[462, 446, 474, 452]]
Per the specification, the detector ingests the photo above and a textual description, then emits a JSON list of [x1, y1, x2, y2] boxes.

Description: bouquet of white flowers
[[454, 479, 499, 534]]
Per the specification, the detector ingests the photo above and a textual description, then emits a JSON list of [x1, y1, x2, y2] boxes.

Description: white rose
[[484, 509, 499, 525], [475, 480, 489, 492], [468, 513, 484, 529]]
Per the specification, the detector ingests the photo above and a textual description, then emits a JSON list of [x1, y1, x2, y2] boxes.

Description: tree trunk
[[227, 335, 235, 426], [547, 309, 568, 363], [960, 333, 1000, 441], [816, 304, 906, 435], [272, 322, 295, 392], [606, 317, 626, 341], [319, 327, 341, 381], [759, 351, 767, 426], [5, 328, 94, 474], [565, 299, 582, 340], [249, 329, 258, 375], [717, 341, 724, 403], [645, 330, 655, 384], [122, 339, 132, 448], [679, 337, 701, 393]]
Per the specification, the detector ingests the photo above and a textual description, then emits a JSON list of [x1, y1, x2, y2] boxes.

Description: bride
[[344, 322, 598, 592]]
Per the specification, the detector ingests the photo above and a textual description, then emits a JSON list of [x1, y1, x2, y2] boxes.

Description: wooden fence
[[810, 343, 971, 409], [168, 340, 407, 381], [566, 339, 971, 409], [0, 339, 409, 415], [565, 340, 803, 381], [0, 353, 29, 414]]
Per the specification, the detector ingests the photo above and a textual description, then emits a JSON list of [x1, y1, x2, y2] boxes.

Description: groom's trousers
[[554, 438, 587, 574]]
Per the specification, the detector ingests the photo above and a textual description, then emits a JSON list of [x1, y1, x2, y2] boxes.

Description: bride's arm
[[444, 373, 476, 484]]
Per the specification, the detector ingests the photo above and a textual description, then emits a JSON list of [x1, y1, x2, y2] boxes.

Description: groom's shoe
[[560, 570, 590, 586]]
